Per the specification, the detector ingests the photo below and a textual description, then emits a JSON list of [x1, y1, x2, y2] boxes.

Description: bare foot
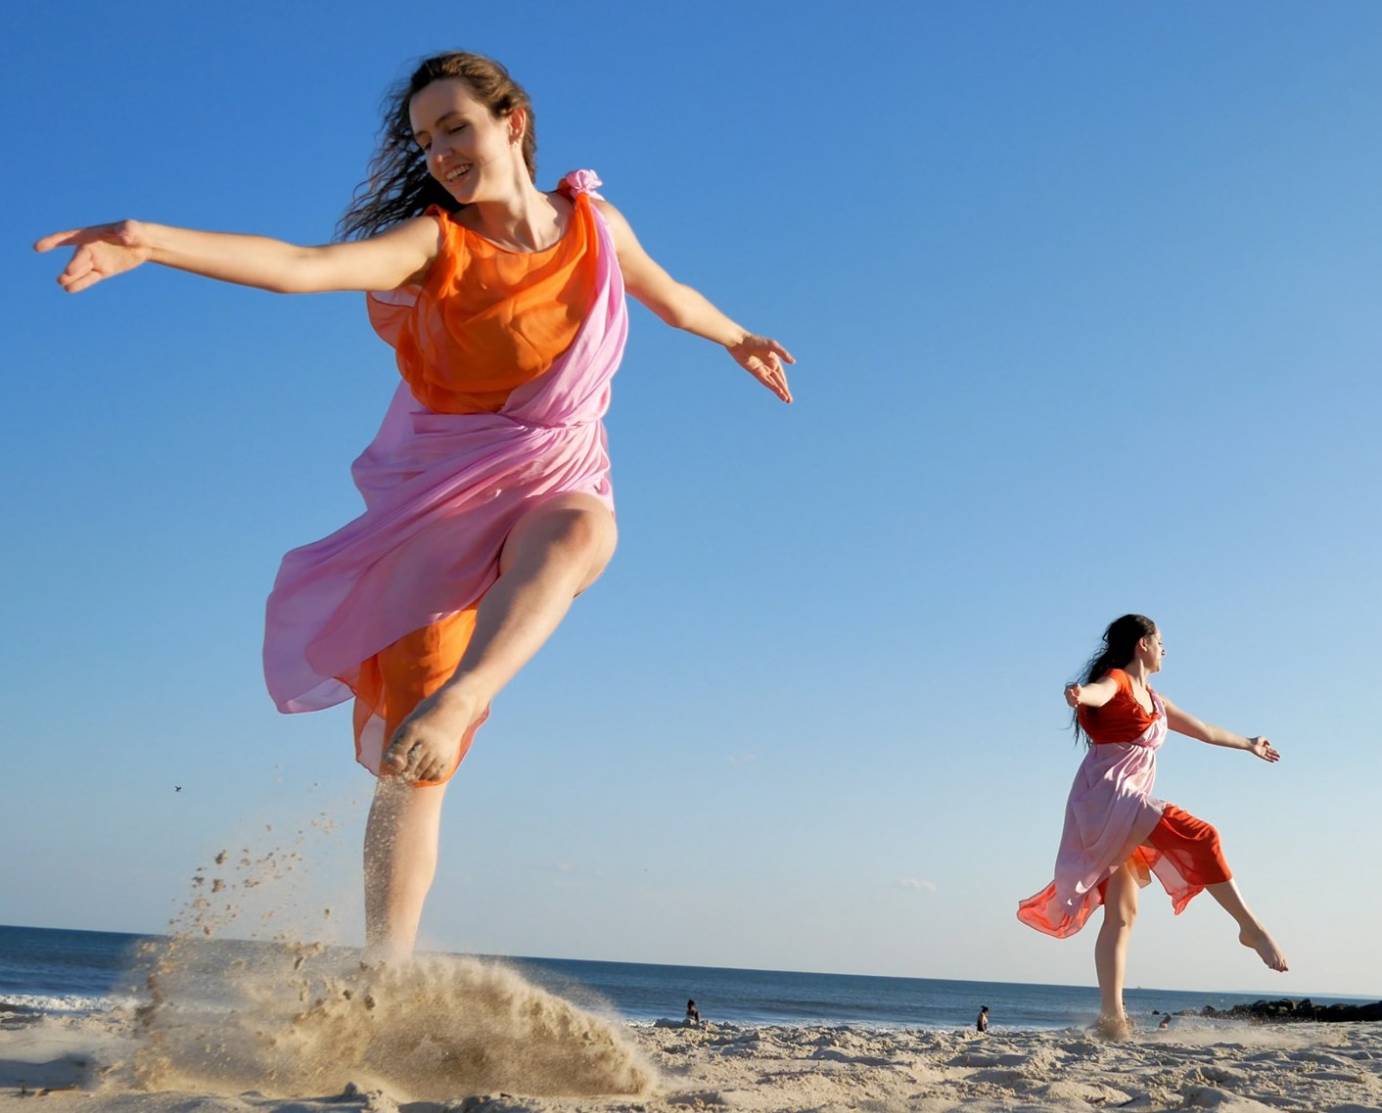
[[381, 686, 487, 784], [1239, 925, 1289, 972], [359, 943, 408, 971], [1093, 1013, 1135, 1041]]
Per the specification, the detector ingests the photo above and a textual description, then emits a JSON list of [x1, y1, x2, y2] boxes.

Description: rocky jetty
[[1199, 997, 1382, 1023]]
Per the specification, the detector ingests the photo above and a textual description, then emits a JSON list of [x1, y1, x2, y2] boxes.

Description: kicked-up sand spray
[[125, 817, 655, 1102]]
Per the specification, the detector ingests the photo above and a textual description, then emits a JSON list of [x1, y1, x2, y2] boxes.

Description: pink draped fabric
[[1016, 692, 1173, 938], [262, 170, 627, 720]]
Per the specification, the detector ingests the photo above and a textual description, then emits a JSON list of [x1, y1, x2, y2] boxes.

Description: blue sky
[[6, 1, 1380, 996]]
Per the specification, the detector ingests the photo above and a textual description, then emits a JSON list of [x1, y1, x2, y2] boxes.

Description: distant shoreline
[[2, 923, 1375, 1005]]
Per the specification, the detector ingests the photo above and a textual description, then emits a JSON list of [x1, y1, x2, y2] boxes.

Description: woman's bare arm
[[35, 215, 441, 295], [1064, 676, 1119, 709], [1162, 695, 1280, 763], [594, 198, 795, 403]]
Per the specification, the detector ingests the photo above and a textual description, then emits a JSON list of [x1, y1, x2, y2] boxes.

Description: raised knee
[[545, 509, 615, 564]]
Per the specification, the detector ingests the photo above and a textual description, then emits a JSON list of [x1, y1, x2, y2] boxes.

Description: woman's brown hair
[[1070, 613, 1157, 746], [338, 52, 537, 241]]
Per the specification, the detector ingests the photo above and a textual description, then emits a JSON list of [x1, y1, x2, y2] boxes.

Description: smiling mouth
[[443, 164, 473, 185]]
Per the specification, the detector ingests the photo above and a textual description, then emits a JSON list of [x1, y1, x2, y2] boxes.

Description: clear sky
[[6, 1, 1380, 998]]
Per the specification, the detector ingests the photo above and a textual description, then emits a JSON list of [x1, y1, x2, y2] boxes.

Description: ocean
[[0, 923, 1366, 1032]]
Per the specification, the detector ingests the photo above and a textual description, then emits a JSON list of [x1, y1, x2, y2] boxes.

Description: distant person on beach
[[36, 51, 794, 963], [686, 999, 701, 1026], [1158, 1014, 1171, 1030], [976, 1005, 989, 1033], [1017, 614, 1288, 1040]]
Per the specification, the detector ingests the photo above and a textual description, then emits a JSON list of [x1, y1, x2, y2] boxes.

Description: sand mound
[[119, 829, 654, 1103], [132, 944, 654, 1101]]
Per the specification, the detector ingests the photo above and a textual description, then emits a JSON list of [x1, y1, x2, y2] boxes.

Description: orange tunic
[[1079, 668, 1159, 743], [367, 191, 600, 414], [349, 189, 601, 785]]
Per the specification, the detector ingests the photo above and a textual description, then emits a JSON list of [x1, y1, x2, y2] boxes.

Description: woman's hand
[[1247, 736, 1280, 763], [1064, 683, 1083, 708], [35, 220, 153, 293], [727, 334, 795, 403]]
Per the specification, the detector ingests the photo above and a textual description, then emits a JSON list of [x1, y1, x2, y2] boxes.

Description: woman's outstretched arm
[[1162, 695, 1280, 763], [594, 198, 795, 403], [34, 216, 441, 295], [1064, 677, 1119, 709]]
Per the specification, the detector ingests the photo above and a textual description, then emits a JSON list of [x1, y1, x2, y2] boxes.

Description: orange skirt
[[1143, 804, 1232, 889], [346, 608, 488, 788], [1098, 803, 1233, 912]]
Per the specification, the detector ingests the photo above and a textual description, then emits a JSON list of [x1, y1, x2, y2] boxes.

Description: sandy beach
[[4, 981, 1379, 1113]]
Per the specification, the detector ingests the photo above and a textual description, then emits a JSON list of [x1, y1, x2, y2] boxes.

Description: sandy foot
[[1240, 925, 1290, 973]]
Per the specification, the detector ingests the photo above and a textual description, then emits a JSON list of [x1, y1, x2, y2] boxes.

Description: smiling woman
[[340, 53, 542, 241], [34, 48, 796, 963]]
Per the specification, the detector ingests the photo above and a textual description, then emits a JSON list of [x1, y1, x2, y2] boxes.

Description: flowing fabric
[[262, 170, 627, 780], [1016, 694, 1170, 937]]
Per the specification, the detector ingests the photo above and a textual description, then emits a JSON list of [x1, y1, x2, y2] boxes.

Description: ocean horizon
[[3, 922, 1372, 1032]]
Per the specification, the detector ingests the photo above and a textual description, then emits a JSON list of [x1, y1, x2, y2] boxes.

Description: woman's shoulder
[[554, 169, 622, 225], [557, 168, 605, 198], [416, 204, 463, 253], [1103, 668, 1132, 693]]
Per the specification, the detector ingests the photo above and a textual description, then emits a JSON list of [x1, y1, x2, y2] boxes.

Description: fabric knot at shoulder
[[558, 168, 605, 199]]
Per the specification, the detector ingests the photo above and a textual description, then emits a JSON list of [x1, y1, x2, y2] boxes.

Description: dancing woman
[[1017, 614, 1287, 1038], [37, 51, 795, 960]]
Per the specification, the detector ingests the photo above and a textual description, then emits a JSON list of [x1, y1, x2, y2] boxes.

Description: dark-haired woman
[[1017, 614, 1287, 1038], [36, 52, 794, 960]]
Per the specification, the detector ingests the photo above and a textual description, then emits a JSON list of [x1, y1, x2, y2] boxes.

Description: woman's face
[[409, 79, 522, 204], [1139, 628, 1167, 674]]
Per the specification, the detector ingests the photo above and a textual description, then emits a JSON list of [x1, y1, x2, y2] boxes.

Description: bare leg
[[1094, 863, 1139, 1038], [1206, 879, 1289, 972], [360, 494, 615, 957], [362, 777, 449, 962], [383, 493, 617, 783]]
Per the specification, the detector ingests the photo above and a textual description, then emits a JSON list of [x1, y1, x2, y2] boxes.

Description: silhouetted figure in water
[[686, 999, 701, 1026], [977, 1005, 989, 1033]]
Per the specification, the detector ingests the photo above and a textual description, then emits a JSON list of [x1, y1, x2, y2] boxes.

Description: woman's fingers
[[729, 336, 795, 403], [756, 353, 792, 403], [60, 257, 105, 293], [34, 229, 86, 253], [62, 253, 126, 293], [35, 222, 136, 253], [762, 371, 791, 402], [769, 338, 796, 365], [62, 272, 101, 294], [60, 246, 97, 282], [43, 234, 146, 294]]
